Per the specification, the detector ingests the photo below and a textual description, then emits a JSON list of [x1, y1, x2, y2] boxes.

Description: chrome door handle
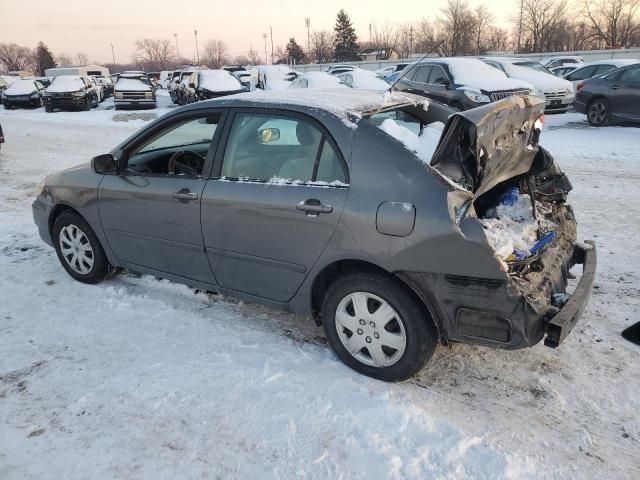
[[296, 199, 333, 215], [173, 190, 199, 201]]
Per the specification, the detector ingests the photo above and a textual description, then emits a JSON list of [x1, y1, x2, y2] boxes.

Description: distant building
[[358, 48, 399, 61], [45, 65, 110, 77]]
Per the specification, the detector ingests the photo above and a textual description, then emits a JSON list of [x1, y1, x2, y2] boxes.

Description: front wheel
[[322, 273, 438, 382], [587, 98, 609, 126], [53, 211, 117, 284]]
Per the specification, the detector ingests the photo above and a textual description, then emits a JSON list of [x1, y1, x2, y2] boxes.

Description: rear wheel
[[587, 98, 609, 126], [53, 211, 117, 284], [321, 272, 438, 381]]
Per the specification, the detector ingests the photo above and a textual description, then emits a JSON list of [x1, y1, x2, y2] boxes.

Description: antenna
[[388, 40, 445, 93]]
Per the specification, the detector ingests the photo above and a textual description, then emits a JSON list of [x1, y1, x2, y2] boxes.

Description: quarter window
[[428, 66, 448, 84], [567, 66, 596, 81], [413, 66, 431, 84], [220, 113, 347, 184], [619, 66, 640, 84]]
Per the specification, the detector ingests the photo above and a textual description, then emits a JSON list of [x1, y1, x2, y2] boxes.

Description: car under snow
[[186, 70, 248, 102], [32, 90, 595, 382]]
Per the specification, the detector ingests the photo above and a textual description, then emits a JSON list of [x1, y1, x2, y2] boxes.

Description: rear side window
[[428, 66, 448, 84], [220, 113, 347, 184], [567, 66, 596, 81], [593, 65, 615, 76], [619, 66, 640, 84]]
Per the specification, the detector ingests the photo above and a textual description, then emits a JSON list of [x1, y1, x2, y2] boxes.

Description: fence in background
[[293, 48, 640, 73]]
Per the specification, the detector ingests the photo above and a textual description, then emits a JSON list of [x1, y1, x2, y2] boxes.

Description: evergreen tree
[[34, 41, 56, 76], [285, 38, 307, 65], [333, 9, 359, 61]]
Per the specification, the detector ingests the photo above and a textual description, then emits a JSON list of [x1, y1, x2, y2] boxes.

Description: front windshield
[[514, 61, 552, 74]]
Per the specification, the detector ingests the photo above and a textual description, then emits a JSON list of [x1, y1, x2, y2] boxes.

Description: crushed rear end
[[424, 96, 596, 349]]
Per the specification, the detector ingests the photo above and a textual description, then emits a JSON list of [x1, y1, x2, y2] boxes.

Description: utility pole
[[174, 33, 180, 59], [517, 0, 524, 54], [369, 24, 372, 45], [270, 26, 274, 64], [263, 33, 268, 63], [305, 18, 311, 59], [110, 43, 115, 64], [194, 29, 199, 64], [409, 26, 413, 59]]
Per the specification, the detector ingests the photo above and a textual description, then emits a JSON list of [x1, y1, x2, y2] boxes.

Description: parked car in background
[[289, 71, 347, 89], [0, 75, 17, 95], [89, 77, 105, 103], [563, 59, 639, 88], [34, 76, 52, 88], [255, 65, 298, 90], [93, 76, 113, 97], [482, 57, 574, 113], [185, 70, 247, 102], [1, 78, 46, 108], [44, 75, 99, 112], [0, 123, 4, 150], [172, 70, 198, 105], [375, 63, 409, 78], [541, 56, 584, 69], [114, 73, 156, 110], [325, 65, 356, 76], [550, 65, 578, 77], [338, 69, 390, 91], [574, 63, 640, 126], [32, 90, 595, 381], [393, 58, 533, 111], [159, 70, 173, 89], [223, 65, 251, 90]]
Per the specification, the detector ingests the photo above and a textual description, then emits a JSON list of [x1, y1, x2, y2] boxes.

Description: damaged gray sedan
[[32, 90, 596, 381]]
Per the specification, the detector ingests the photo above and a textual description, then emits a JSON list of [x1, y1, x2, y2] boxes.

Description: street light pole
[[110, 43, 115, 64], [194, 29, 199, 64], [269, 26, 274, 64], [305, 18, 311, 59], [263, 33, 268, 63], [174, 33, 180, 59]]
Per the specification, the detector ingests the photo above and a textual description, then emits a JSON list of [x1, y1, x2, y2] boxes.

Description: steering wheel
[[167, 150, 204, 176]]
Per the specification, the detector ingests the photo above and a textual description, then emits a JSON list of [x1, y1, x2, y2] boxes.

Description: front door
[[201, 111, 349, 302], [609, 65, 640, 121], [98, 113, 223, 284]]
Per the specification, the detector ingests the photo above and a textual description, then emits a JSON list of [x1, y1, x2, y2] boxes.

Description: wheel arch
[[48, 203, 82, 237], [310, 259, 445, 342]]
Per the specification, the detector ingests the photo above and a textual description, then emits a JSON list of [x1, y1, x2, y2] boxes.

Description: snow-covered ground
[[0, 99, 638, 479]]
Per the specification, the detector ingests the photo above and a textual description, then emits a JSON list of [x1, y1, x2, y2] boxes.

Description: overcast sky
[[0, 0, 513, 63]]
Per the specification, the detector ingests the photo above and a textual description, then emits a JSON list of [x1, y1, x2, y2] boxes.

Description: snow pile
[[115, 78, 152, 92], [199, 70, 243, 91], [445, 58, 532, 92], [46, 76, 85, 92], [378, 118, 444, 164], [4, 79, 38, 95], [479, 194, 539, 260]]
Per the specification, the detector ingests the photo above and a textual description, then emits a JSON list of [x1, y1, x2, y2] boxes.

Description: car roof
[[575, 59, 639, 68], [178, 89, 425, 118]]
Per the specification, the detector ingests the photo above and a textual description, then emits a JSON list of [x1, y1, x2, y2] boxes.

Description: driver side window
[[127, 116, 220, 176]]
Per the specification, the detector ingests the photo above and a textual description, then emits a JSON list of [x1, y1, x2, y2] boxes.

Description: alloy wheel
[[335, 292, 407, 368], [588, 101, 608, 125], [59, 224, 94, 275]]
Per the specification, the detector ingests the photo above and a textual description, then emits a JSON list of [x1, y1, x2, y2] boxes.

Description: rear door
[[609, 65, 640, 121], [201, 110, 349, 302]]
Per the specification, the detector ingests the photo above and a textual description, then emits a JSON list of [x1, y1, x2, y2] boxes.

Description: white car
[[374, 63, 409, 78], [159, 70, 173, 89], [89, 77, 105, 102], [563, 59, 640, 88], [483, 57, 574, 113], [255, 65, 299, 90], [541, 56, 584, 69], [325, 65, 356, 76], [288, 72, 347, 89], [338, 69, 390, 91]]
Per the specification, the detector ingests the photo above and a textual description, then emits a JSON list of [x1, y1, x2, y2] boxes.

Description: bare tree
[[371, 23, 400, 59], [473, 6, 495, 54], [133, 39, 175, 70], [202, 40, 229, 68], [584, 0, 640, 48], [234, 55, 250, 65], [521, 0, 568, 52], [438, 0, 477, 56], [310, 31, 335, 63], [56, 53, 73, 66], [0, 43, 33, 71], [76, 52, 89, 65], [247, 47, 260, 65]]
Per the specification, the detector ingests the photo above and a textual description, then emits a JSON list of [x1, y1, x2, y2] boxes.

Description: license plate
[[552, 100, 561, 106]]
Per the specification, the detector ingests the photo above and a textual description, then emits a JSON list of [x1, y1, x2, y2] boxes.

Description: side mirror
[[257, 127, 280, 144], [92, 154, 118, 174]]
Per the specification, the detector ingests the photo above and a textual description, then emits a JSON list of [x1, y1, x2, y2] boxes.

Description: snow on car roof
[[4, 79, 39, 94], [576, 58, 639, 67], [439, 58, 533, 92], [115, 78, 152, 91], [198, 70, 242, 91], [294, 72, 345, 88], [342, 69, 390, 91], [220, 88, 425, 121], [46, 75, 84, 92]]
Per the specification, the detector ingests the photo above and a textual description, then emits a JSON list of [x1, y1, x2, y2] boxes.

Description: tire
[[53, 211, 117, 284], [82, 97, 90, 111], [587, 98, 609, 126], [321, 272, 438, 382], [45, 106, 53, 113]]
